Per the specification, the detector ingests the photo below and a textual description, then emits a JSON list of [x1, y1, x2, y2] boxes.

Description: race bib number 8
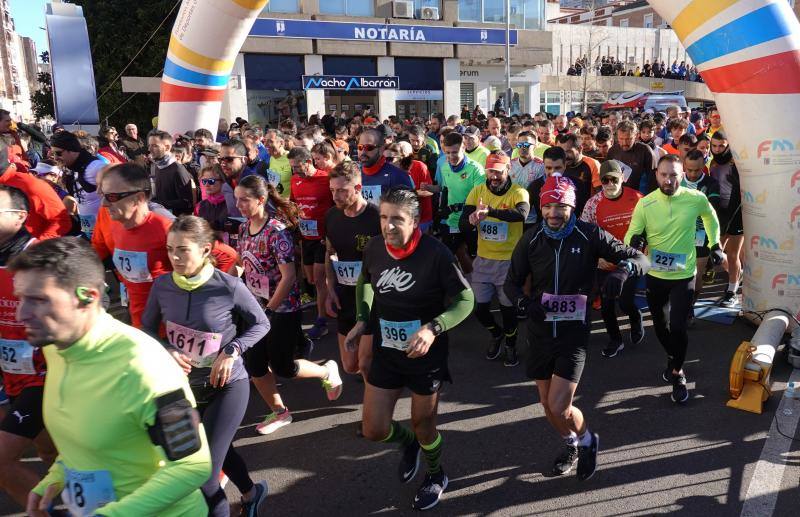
[[651, 249, 687, 272], [379, 319, 421, 352], [333, 260, 362, 286], [299, 219, 319, 237], [165, 321, 223, 368], [362, 185, 381, 206], [479, 221, 508, 242], [112, 249, 152, 283], [0, 339, 35, 375], [63, 467, 116, 517], [541, 293, 587, 322]]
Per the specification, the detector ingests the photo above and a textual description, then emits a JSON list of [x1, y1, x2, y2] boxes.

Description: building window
[[619, 18, 629, 28], [458, 0, 544, 30], [320, 0, 375, 17], [644, 14, 653, 28], [263, 0, 299, 13]]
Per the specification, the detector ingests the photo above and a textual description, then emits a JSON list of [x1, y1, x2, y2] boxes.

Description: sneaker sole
[[401, 448, 421, 484], [578, 434, 599, 481], [413, 475, 448, 511], [504, 360, 519, 367], [255, 418, 292, 435], [326, 385, 343, 401], [671, 390, 689, 404], [630, 331, 645, 346], [486, 349, 502, 360], [602, 344, 624, 358]]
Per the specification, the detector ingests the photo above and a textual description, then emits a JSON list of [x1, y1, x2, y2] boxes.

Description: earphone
[[76, 287, 95, 306]]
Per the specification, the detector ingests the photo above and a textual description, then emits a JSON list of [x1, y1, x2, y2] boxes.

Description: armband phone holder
[[147, 389, 202, 461]]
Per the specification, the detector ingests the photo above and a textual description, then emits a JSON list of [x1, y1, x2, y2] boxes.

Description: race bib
[[63, 467, 116, 517], [361, 185, 382, 206], [299, 219, 319, 237], [79, 214, 97, 237], [119, 283, 128, 307], [112, 249, 152, 283], [333, 260, 362, 286], [619, 162, 633, 182], [379, 319, 421, 352], [541, 293, 587, 322], [449, 225, 460, 234], [0, 339, 35, 375], [651, 249, 687, 272], [479, 221, 508, 242], [244, 266, 270, 300], [266, 169, 281, 187], [165, 321, 223, 368], [695, 229, 706, 247]]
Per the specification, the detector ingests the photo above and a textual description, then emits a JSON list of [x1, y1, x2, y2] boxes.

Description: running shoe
[[601, 340, 624, 358], [551, 444, 579, 476], [503, 345, 519, 367], [577, 433, 600, 481], [399, 440, 421, 483], [662, 368, 673, 383], [720, 290, 737, 308], [629, 318, 645, 346], [307, 317, 329, 340], [412, 470, 448, 511], [255, 409, 292, 435], [219, 471, 228, 489], [300, 293, 316, 309], [702, 268, 715, 285], [241, 480, 268, 517], [486, 334, 503, 360], [322, 360, 343, 401], [671, 371, 689, 404]]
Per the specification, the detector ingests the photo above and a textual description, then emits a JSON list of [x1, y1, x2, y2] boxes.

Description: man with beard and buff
[[460, 153, 529, 366], [580, 161, 645, 357], [408, 125, 438, 178], [509, 131, 545, 189], [148, 130, 194, 217], [529, 147, 590, 222], [625, 155, 725, 404], [607, 121, 656, 194], [682, 149, 721, 314], [505, 175, 649, 481], [218, 139, 249, 218], [325, 162, 381, 379], [708, 131, 743, 307], [557, 133, 600, 195], [358, 126, 414, 208]]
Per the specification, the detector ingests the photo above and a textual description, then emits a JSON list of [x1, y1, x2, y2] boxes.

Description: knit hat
[[540, 174, 576, 208], [50, 131, 82, 152]]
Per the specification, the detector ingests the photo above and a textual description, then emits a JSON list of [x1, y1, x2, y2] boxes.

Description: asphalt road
[[2, 285, 799, 516]]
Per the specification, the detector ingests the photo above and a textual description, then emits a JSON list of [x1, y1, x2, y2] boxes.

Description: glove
[[710, 244, 725, 266], [516, 295, 547, 322], [602, 268, 630, 299], [630, 234, 647, 251]]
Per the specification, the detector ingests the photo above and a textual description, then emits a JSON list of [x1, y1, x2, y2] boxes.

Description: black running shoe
[[503, 345, 519, 367], [629, 318, 645, 346], [720, 290, 737, 308], [399, 440, 421, 483], [552, 444, 579, 476], [577, 433, 600, 481], [671, 371, 689, 404], [486, 334, 503, 360], [702, 268, 715, 285], [412, 470, 448, 511], [662, 366, 673, 383], [601, 340, 624, 358]]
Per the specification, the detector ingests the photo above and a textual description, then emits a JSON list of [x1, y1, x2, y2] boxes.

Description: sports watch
[[429, 319, 445, 337]]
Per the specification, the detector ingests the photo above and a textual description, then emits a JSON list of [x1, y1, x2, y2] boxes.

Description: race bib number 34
[[379, 319, 421, 352], [63, 467, 116, 517], [541, 293, 587, 322]]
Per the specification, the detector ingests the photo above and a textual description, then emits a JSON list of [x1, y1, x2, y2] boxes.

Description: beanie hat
[[540, 174, 576, 208]]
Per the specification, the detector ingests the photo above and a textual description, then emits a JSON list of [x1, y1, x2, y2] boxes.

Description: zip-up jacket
[[504, 220, 649, 335], [141, 268, 269, 383]]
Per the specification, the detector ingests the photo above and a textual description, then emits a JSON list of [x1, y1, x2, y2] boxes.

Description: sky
[[9, 0, 50, 58]]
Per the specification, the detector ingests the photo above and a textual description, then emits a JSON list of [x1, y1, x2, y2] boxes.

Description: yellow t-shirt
[[267, 153, 292, 198], [465, 183, 529, 260]]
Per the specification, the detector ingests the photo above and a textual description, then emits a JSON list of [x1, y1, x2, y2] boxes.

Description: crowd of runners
[[0, 102, 743, 514]]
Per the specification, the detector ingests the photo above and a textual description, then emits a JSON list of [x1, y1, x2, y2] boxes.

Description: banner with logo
[[648, 0, 800, 319], [302, 76, 400, 91]]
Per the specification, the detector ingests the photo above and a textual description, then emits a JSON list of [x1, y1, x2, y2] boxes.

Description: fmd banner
[[252, 19, 518, 46], [302, 75, 400, 91]]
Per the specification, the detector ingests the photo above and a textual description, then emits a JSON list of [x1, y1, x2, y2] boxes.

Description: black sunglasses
[[103, 190, 148, 203], [200, 178, 219, 186], [601, 176, 620, 184], [218, 156, 245, 163]]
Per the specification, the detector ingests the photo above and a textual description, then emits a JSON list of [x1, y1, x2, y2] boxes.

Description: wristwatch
[[264, 307, 274, 318], [223, 344, 239, 358], [618, 260, 634, 275], [429, 319, 444, 337]]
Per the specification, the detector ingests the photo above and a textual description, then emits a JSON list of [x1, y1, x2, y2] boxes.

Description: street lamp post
[[505, 0, 512, 116]]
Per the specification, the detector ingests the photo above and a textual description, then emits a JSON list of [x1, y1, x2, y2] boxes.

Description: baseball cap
[[30, 162, 62, 177], [333, 139, 349, 154], [599, 160, 624, 179], [485, 153, 511, 172], [463, 126, 480, 137]]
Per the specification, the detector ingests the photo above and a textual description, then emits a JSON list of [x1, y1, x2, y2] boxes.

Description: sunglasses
[[103, 190, 147, 203], [357, 144, 378, 152], [218, 156, 245, 163], [601, 176, 620, 185], [200, 178, 219, 186], [516, 142, 533, 149]]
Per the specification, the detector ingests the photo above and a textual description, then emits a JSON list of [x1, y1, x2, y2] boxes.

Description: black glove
[[602, 268, 630, 299], [630, 234, 647, 251], [516, 295, 546, 322], [710, 244, 725, 266]]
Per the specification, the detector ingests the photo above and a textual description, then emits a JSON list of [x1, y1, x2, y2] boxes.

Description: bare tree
[[580, 0, 610, 113]]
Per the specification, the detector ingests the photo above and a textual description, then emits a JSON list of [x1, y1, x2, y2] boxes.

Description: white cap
[[30, 162, 62, 177]]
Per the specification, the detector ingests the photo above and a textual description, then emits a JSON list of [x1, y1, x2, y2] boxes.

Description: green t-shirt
[[35, 312, 211, 517], [267, 153, 292, 198], [466, 145, 489, 169], [441, 156, 485, 230]]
